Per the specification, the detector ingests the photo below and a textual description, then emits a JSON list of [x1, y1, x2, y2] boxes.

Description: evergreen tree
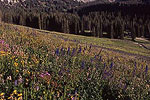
[[110, 21, 114, 39], [0, 10, 2, 22], [120, 21, 125, 39], [131, 21, 136, 41]]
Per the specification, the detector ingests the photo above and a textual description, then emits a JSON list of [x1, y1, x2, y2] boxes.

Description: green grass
[[0, 23, 150, 100], [37, 29, 150, 57]]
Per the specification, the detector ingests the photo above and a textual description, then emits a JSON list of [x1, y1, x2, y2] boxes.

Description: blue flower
[[94, 55, 97, 59], [15, 80, 18, 86], [78, 46, 82, 53], [104, 63, 106, 69], [98, 56, 102, 61], [67, 47, 70, 55], [132, 62, 137, 77], [61, 47, 63, 53], [55, 48, 59, 55], [123, 84, 127, 90], [71, 48, 76, 56], [110, 62, 113, 69], [81, 61, 85, 69], [145, 65, 148, 75]]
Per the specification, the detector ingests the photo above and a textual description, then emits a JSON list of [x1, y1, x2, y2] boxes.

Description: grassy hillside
[[0, 23, 150, 100]]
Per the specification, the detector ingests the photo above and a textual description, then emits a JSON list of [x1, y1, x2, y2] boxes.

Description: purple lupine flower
[[67, 69, 70, 73], [104, 63, 106, 69], [110, 62, 113, 69], [132, 62, 137, 77], [67, 47, 70, 55], [64, 62, 67, 66], [15, 80, 18, 86], [60, 46, 65, 55], [145, 65, 148, 75], [64, 38, 68, 41], [123, 84, 127, 91], [58, 71, 63, 76], [71, 48, 76, 56], [102, 63, 106, 79], [75, 90, 77, 95], [55, 48, 59, 55], [78, 46, 82, 53], [81, 61, 85, 69], [99, 56, 102, 61], [104, 71, 112, 76], [102, 71, 111, 79], [94, 55, 97, 59], [61, 47, 63, 53], [96, 64, 99, 69], [74, 40, 77, 42], [141, 65, 143, 70]]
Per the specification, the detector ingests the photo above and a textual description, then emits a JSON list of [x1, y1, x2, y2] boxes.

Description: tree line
[[0, 3, 150, 41]]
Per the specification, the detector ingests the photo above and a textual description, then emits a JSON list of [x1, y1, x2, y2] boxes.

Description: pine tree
[[98, 17, 103, 38], [120, 21, 125, 39], [0, 10, 2, 23], [110, 21, 114, 39], [131, 21, 136, 41], [81, 17, 84, 33], [148, 23, 150, 39]]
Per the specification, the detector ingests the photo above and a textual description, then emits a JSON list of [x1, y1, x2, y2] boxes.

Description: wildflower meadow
[[0, 23, 150, 100]]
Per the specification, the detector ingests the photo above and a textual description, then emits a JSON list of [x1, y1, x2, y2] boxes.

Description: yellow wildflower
[[8, 96, 12, 99], [0, 93, 4, 96], [14, 62, 18, 67], [17, 93, 22, 97], [51, 91, 54, 95], [21, 60, 24, 65], [0, 51, 7, 56], [16, 70, 19, 73], [10, 93, 13, 96], [35, 60, 39, 64], [18, 97, 22, 100], [27, 71, 30, 75], [71, 96, 74, 99], [43, 91, 46, 94], [0, 51, 5, 54], [13, 90, 17, 94], [12, 56, 15, 58], [26, 79, 29, 82]]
